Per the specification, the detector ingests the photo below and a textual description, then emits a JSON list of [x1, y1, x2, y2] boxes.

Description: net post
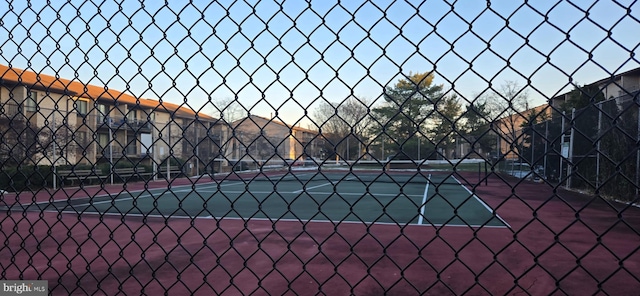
[[485, 161, 488, 186]]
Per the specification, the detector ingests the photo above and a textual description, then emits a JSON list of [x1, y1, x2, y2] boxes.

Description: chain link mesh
[[1, 1, 639, 295]]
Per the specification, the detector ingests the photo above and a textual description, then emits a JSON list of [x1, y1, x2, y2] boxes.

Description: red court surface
[[1, 173, 639, 295]]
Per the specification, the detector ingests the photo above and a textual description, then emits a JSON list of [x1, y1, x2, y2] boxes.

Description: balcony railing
[[0, 102, 21, 118], [611, 89, 640, 103], [96, 115, 152, 132], [98, 146, 148, 159]]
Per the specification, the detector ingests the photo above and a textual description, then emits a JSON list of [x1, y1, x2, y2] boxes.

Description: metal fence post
[[560, 111, 565, 185], [596, 102, 602, 188], [567, 108, 575, 189]]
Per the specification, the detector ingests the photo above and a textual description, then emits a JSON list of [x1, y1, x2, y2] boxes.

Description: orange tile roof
[[0, 64, 216, 121], [0, 64, 75, 95]]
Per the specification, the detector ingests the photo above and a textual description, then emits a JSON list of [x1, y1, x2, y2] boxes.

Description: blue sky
[[1, 0, 638, 127]]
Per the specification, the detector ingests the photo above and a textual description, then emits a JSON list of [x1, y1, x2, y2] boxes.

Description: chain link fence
[[1, 1, 640, 295]]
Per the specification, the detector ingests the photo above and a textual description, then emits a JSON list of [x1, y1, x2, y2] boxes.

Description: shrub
[[0, 165, 52, 192]]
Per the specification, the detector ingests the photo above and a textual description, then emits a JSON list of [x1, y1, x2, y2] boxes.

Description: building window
[[97, 104, 108, 123], [76, 100, 88, 116], [76, 131, 88, 148], [25, 91, 37, 112], [75, 131, 89, 155], [98, 133, 109, 154], [126, 134, 138, 155], [126, 109, 136, 122]]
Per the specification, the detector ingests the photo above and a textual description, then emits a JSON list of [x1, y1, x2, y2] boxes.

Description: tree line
[[208, 71, 618, 170], [312, 71, 533, 161]]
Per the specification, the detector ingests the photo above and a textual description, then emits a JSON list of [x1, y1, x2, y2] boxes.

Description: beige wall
[[600, 74, 640, 99], [0, 86, 11, 102], [497, 104, 550, 160], [151, 111, 171, 160], [231, 116, 290, 161], [2, 81, 218, 172], [229, 116, 320, 163], [0, 85, 82, 165]]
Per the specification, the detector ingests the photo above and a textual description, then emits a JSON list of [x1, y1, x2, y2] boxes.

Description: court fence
[[1, 1, 640, 295], [511, 95, 640, 201]]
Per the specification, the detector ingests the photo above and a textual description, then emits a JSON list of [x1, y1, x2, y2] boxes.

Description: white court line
[[169, 181, 244, 193], [17, 179, 244, 209], [49, 210, 509, 228], [293, 182, 334, 193], [417, 174, 431, 225], [194, 190, 281, 195], [40, 176, 511, 229], [292, 176, 358, 194], [195, 190, 423, 197], [55, 210, 196, 219], [451, 176, 511, 228], [70, 181, 246, 208], [73, 194, 143, 207], [308, 191, 422, 197]]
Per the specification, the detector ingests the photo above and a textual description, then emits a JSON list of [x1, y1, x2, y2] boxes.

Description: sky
[[1, 0, 638, 128]]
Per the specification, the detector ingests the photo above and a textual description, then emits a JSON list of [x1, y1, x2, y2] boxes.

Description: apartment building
[[228, 115, 322, 165], [0, 64, 221, 176], [495, 104, 551, 160], [488, 66, 640, 172], [550, 67, 640, 108]]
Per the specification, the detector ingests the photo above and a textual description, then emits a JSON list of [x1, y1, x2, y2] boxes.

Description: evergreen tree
[[430, 94, 462, 158], [369, 72, 443, 159], [462, 101, 494, 157], [561, 84, 605, 112], [520, 107, 549, 166]]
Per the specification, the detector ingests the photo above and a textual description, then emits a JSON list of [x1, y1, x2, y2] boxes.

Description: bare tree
[[0, 113, 78, 166], [484, 81, 532, 159], [313, 96, 372, 160], [208, 97, 246, 124], [203, 97, 247, 165]]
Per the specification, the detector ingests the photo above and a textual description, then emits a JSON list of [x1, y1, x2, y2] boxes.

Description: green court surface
[[30, 174, 507, 227]]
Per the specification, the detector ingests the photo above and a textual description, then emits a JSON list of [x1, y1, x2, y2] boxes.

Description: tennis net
[[214, 159, 488, 185]]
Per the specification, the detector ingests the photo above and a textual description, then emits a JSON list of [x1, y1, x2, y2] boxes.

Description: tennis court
[[10, 164, 507, 228]]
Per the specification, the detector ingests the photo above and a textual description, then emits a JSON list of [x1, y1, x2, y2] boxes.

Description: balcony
[[611, 90, 639, 103], [96, 115, 152, 132], [98, 145, 149, 159], [0, 102, 22, 118]]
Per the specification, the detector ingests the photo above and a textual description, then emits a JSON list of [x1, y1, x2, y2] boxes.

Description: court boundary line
[[292, 175, 359, 194], [7, 180, 246, 209], [71, 190, 426, 208], [12, 177, 510, 229], [452, 176, 511, 228], [293, 182, 334, 193], [6, 186, 426, 210], [195, 190, 424, 197], [417, 174, 431, 225], [70, 182, 251, 207], [48, 210, 510, 228]]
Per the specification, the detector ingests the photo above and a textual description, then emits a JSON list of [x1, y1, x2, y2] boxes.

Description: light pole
[[52, 112, 57, 190], [109, 117, 114, 185], [152, 112, 158, 181], [195, 122, 199, 176]]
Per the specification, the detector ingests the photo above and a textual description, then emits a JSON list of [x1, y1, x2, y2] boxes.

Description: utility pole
[[52, 112, 57, 190]]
